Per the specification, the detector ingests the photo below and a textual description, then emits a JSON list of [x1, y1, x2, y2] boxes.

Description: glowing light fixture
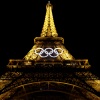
[[35, 48, 63, 58]]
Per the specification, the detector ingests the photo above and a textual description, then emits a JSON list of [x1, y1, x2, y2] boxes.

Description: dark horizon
[[0, 1, 99, 77]]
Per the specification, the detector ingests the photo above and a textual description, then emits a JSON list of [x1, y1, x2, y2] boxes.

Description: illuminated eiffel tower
[[0, 1, 100, 100]]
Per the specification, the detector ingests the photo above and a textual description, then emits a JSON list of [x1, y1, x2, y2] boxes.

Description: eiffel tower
[[0, 1, 100, 100]]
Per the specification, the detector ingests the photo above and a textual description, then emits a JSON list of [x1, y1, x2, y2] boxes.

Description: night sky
[[0, 1, 100, 77]]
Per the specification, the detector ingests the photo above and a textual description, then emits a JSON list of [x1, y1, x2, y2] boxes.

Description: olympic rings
[[34, 48, 63, 58]]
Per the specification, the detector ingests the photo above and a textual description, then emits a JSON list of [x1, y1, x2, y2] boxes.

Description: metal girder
[[0, 70, 98, 96], [1, 81, 100, 100], [7, 59, 90, 69], [0, 72, 24, 94]]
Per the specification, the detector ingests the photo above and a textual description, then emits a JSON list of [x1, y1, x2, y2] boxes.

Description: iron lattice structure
[[0, 1, 100, 100]]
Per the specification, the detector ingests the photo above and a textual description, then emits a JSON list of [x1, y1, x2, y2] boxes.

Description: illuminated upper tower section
[[40, 1, 58, 37], [24, 1, 74, 60]]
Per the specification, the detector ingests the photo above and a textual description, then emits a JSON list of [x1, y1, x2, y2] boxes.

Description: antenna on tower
[[48, 1, 50, 4]]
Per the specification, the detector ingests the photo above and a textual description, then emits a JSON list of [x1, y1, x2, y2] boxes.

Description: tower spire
[[40, 1, 58, 37], [48, 1, 50, 4]]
